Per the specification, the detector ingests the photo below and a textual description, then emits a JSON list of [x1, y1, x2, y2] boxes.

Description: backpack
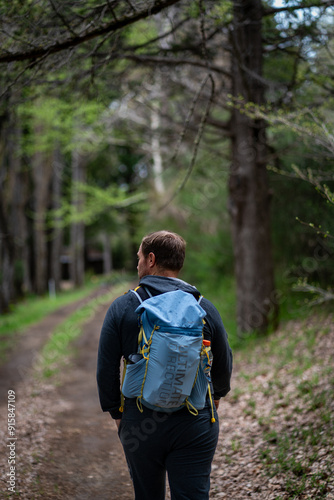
[[120, 287, 216, 421]]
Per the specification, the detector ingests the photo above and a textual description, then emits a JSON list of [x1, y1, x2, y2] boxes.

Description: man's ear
[[148, 252, 156, 268]]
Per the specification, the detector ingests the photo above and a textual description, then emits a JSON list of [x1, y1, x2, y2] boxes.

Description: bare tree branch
[[119, 54, 231, 77], [122, 17, 189, 52], [159, 73, 216, 211], [0, 53, 52, 100], [48, 0, 77, 36], [124, 0, 137, 13], [293, 282, 334, 305], [263, 0, 334, 17], [0, 0, 183, 64]]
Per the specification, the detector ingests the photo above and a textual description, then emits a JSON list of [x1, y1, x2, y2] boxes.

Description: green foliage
[[237, 100, 334, 299], [136, 138, 237, 338], [51, 182, 147, 227], [271, 137, 334, 303], [179, 160, 232, 282], [209, 2, 233, 24], [185, 2, 201, 19], [2, 0, 334, 333], [124, 20, 158, 49], [198, 274, 237, 347], [186, 0, 233, 24], [18, 95, 107, 155]]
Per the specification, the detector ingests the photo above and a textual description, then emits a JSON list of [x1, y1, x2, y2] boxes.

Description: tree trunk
[[70, 150, 85, 287], [50, 145, 63, 291], [0, 105, 25, 311], [0, 107, 13, 312], [149, 11, 178, 197], [32, 126, 53, 295], [151, 85, 165, 196], [229, 0, 278, 335], [10, 125, 32, 296], [0, 197, 15, 313], [102, 232, 112, 275]]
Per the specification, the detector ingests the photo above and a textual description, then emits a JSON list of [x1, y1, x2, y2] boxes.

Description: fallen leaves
[[210, 313, 334, 499]]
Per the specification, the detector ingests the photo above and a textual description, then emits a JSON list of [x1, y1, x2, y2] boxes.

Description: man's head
[[137, 230, 186, 279]]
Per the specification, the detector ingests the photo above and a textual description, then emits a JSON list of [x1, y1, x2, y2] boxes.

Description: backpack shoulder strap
[[130, 287, 143, 304], [130, 285, 152, 304], [131, 286, 202, 305]]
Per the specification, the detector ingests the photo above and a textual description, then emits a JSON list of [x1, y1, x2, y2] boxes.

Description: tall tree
[[1, 0, 333, 333], [0, 106, 16, 312], [50, 145, 64, 291], [31, 123, 54, 294], [228, 0, 277, 333], [0, 101, 31, 311], [70, 150, 86, 287]]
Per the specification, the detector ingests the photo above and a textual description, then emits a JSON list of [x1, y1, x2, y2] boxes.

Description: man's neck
[[150, 269, 179, 278]]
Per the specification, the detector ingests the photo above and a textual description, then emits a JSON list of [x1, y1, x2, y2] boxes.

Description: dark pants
[[118, 399, 219, 500]]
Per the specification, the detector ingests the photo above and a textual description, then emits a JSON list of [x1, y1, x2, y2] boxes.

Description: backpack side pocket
[[122, 357, 147, 399], [187, 364, 208, 410]]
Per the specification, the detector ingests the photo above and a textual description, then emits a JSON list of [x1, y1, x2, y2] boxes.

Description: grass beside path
[[0, 282, 98, 335], [0, 274, 134, 363], [35, 282, 130, 380]]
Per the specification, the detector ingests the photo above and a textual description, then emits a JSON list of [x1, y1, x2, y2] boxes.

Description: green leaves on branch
[[295, 217, 332, 239], [51, 182, 147, 227], [18, 95, 108, 155], [228, 99, 334, 306], [226, 96, 334, 156], [291, 165, 334, 206], [293, 279, 334, 306], [228, 99, 334, 206]]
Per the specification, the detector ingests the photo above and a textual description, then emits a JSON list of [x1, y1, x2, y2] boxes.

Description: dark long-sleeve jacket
[[97, 276, 233, 419]]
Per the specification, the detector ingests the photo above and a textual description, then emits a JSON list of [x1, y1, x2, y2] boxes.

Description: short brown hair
[[141, 231, 186, 271]]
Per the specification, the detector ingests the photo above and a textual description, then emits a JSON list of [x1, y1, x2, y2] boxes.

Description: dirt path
[[27, 300, 133, 499], [0, 285, 134, 499]]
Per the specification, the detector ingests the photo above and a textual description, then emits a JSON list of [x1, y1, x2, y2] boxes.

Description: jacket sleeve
[[96, 300, 123, 419], [97, 293, 140, 419], [202, 299, 233, 399]]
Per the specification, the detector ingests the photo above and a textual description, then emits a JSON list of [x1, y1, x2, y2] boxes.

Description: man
[[97, 230, 232, 500]]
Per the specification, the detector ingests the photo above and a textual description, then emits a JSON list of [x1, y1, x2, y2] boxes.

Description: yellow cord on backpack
[[119, 359, 128, 413], [136, 397, 144, 413], [207, 383, 216, 423], [185, 398, 199, 416]]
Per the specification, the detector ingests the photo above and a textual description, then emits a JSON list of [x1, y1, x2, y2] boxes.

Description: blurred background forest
[[0, 0, 333, 343]]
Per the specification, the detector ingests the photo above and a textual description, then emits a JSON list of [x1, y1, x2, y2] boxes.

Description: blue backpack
[[121, 288, 216, 421]]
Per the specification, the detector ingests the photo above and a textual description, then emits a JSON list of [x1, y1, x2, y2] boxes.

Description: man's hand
[[214, 400, 220, 410], [115, 418, 122, 430]]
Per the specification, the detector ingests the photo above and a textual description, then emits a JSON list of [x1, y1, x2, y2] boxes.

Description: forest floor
[[0, 283, 333, 499]]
